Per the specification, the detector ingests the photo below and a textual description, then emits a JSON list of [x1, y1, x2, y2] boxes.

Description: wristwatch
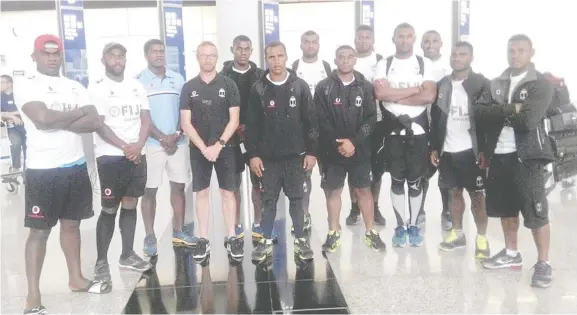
[[218, 139, 226, 146]]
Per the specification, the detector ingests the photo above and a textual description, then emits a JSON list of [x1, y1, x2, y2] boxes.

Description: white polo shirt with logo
[[88, 76, 149, 157], [13, 72, 90, 169]]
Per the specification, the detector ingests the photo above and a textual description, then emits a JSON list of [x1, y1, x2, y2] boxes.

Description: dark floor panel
[[270, 278, 348, 312], [273, 307, 350, 314]]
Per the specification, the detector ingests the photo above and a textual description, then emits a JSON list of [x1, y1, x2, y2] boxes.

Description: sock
[[407, 178, 424, 226], [352, 202, 359, 211], [119, 208, 137, 259], [96, 211, 117, 261], [391, 177, 406, 226], [374, 202, 379, 211], [253, 223, 260, 227], [506, 248, 518, 257], [477, 233, 486, 238], [455, 229, 464, 237], [440, 188, 449, 213]]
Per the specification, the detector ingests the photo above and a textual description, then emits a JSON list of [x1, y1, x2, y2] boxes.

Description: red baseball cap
[[34, 34, 63, 52]]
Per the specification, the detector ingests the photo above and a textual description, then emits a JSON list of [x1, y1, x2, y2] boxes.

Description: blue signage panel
[[458, 0, 470, 41], [262, 1, 280, 46], [360, 0, 375, 29], [160, 0, 186, 79], [57, 0, 88, 87]]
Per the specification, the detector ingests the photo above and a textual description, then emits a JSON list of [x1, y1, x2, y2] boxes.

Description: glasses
[[199, 54, 218, 60]]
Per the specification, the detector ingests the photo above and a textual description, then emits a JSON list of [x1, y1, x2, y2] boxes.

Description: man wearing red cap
[[15, 35, 109, 315]]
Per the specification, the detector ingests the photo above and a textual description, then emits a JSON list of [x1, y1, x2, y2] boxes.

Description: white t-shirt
[[88, 76, 150, 157], [375, 55, 435, 135], [495, 71, 527, 154], [295, 59, 329, 96], [443, 79, 473, 153], [429, 56, 452, 82], [354, 52, 380, 83], [13, 72, 90, 169]]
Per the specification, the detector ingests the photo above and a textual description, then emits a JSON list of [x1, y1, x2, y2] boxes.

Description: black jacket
[[474, 63, 554, 162], [430, 70, 489, 157], [315, 70, 376, 163], [220, 60, 265, 125], [245, 70, 319, 161]]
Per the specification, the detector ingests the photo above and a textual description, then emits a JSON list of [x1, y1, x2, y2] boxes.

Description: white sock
[[455, 229, 464, 237], [253, 223, 260, 227], [506, 248, 518, 257]]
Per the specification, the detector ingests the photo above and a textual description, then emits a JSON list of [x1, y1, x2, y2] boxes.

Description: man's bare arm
[[374, 79, 421, 102], [137, 110, 152, 146], [64, 111, 102, 133], [21, 101, 86, 130], [96, 116, 128, 149], [180, 109, 207, 151], [218, 107, 240, 143], [396, 81, 438, 105]]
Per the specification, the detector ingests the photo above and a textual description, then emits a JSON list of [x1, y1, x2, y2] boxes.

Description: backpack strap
[[322, 60, 332, 76], [385, 56, 394, 77], [376, 54, 383, 62], [416, 55, 425, 76], [291, 60, 299, 71]]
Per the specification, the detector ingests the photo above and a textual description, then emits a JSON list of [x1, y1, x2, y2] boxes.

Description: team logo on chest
[[334, 98, 342, 106], [519, 88, 528, 100], [218, 88, 226, 98], [355, 96, 362, 107], [268, 100, 275, 108], [133, 88, 140, 97], [191, 91, 198, 98], [289, 96, 296, 108]]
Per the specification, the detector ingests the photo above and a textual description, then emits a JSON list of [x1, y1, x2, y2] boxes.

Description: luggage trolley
[[0, 123, 24, 194]]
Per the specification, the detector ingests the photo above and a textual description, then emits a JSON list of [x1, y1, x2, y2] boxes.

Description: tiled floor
[[2, 162, 577, 314]]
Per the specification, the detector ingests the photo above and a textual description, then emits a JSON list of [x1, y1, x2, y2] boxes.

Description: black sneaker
[[482, 249, 522, 269], [251, 238, 273, 262], [441, 211, 452, 231], [374, 206, 386, 226], [23, 305, 47, 314], [119, 251, 153, 272], [225, 236, 244, 259], [294, 238, 314, 260], [346, 204, 360, 225], [438, 230, 466, 251], [531, 261, 552, 288], [193, 238, 211, 260], [364, 229, 386, 252], [94, 259, 111, 282], [321, 230, 341, 253]]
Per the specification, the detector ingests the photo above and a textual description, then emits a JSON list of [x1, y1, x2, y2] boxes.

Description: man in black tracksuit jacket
[[475, 35, 554, 289], [220, 36, 266, 241], [314, 45, 386, 253], [245, 41, 318, 263]]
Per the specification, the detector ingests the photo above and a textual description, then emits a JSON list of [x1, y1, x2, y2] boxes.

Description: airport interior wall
[[0, 0, 575, 96]]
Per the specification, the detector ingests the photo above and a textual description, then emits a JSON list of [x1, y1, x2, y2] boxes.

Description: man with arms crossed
[[17, 35, 109, 315], [180, 41, 242, 261], [220, 35, 265, 240], [347, 25, 386, 227], [477, 34, 554, 288], [91, 42, 153, 283], [315, 45, 386, 253], [246, 41, 317, 262], [429, 41, 490, 258], [374, 23, 437, 247], [136, 39, 194, 257]]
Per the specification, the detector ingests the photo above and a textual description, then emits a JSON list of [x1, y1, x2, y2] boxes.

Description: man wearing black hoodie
[[246, 41, 318, 262], [220, 35, 265, 242], [315, 45, 386, 253]]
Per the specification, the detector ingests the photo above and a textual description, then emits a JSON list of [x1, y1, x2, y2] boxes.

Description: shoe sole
[[118, 264, 152, 272], [531, 281, 552, 288], [482, 262, 523, 270], [409, 241, 424, 247], [322, 240, 341, 253], [438, 244, 466, 252]]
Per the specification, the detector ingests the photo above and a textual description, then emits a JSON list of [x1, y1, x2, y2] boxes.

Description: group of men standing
[[16, 21, 555, 314]]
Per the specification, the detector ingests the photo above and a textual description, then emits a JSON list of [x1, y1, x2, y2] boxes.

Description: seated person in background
[[1, 74, 27, 172]]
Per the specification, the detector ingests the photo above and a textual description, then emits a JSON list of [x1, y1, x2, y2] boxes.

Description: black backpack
[[292, 59, 332, 77]]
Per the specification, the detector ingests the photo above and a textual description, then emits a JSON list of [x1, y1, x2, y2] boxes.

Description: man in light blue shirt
[[137, 39, 195, 256]]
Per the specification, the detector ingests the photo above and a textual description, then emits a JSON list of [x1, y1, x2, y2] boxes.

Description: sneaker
[[252, 223, 264, 240], [235, 224, 245, 239], [392, 226, 408, 247], [531, 261, 552, 288], [23, 305, 47, 314], [438, 230, 466, 251], [321, 230, 341, 253], [346, 204, 360, 225], [225, 236, 244, 259], [364, 229, 386, 252], [94, 259, 111, 282], [408, 225, 424, 247], [193, 238, 211, 260], [143, 234, 157, 257], [119, 251, 153, 272], [474, 234, 490, 259], [441, 211, 453, 231], [374, 206, 386, 226], [294, 237, 314, 260], [292, 213, 312, 233], [251, 238, 273, 262], [416, 210, 426, 227], [482, 249, 523, 269], [172, 231, 198, 247]]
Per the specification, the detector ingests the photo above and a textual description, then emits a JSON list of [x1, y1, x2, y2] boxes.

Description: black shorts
[[261, 156, 306, 202], [320, 161, 372, 190], [370, 129, 385, 181], [485, 153, 549, 229], [190, 146, 237, 192], [97, 155, 147, 208], [25, 163, 94, 230], [383, 134, 429, 181], [438, 149, 485, 191]]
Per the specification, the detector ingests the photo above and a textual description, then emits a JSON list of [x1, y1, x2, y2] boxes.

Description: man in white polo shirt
[[16, 35, 109, 315], [89, 43, 153, 284]]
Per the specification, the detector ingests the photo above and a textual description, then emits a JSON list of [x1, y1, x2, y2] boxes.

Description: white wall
[[183, 6, 217, 79]]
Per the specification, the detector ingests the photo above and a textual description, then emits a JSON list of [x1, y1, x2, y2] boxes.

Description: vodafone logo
[[32, 206, 40, 214], [104, 188, 112, 196], [29, 205, 43, 218]]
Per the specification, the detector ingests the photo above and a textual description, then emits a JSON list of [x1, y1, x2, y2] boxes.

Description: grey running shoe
[[531, 261, 552, 288], [346, 204, 360, 225], [94, 259, 111, 282], [438, 230, 466, 251], [294, 237, 314, 260], [252, 238, 274, 262], [482, 249, 522, 269], [143, 234, 157, 257], [119, 251, 153, 272]]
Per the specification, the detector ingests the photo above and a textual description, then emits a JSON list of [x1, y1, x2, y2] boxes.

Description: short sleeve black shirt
[[180, 73, 240, 146]]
